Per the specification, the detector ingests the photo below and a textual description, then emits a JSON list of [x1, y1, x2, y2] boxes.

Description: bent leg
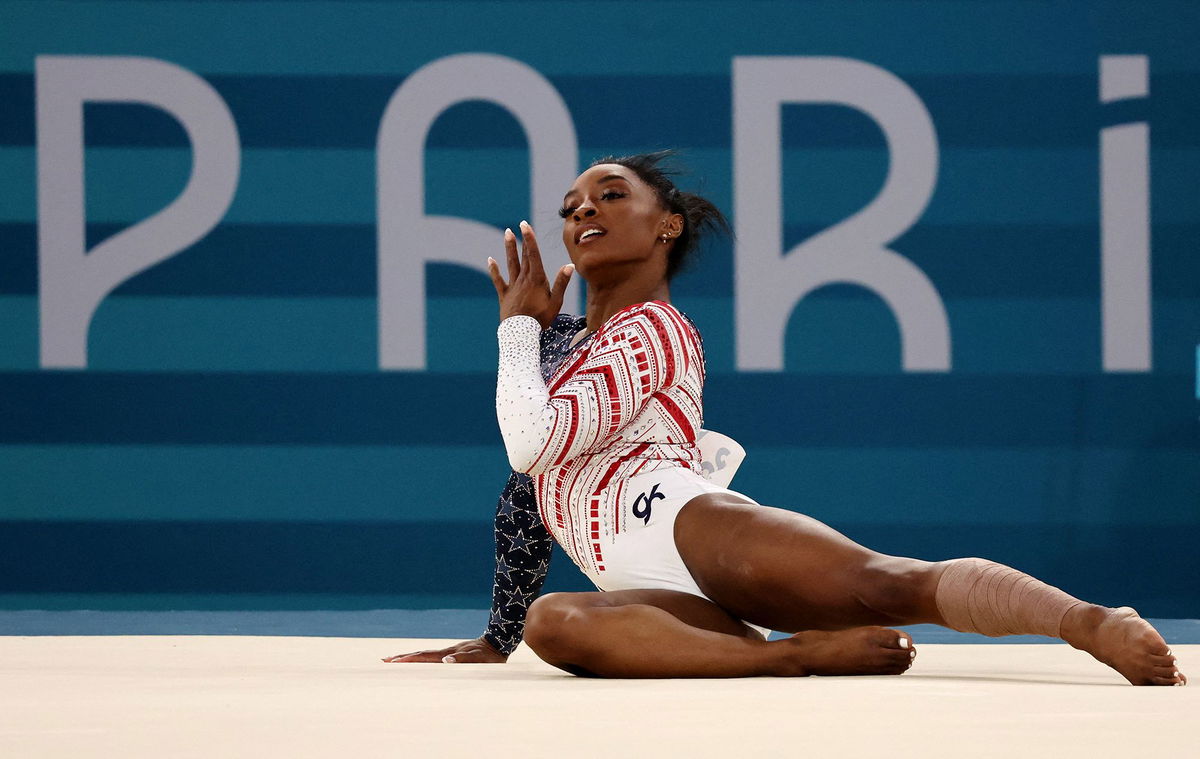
[[523, 589, 914, 679], [675, 495, 1186, 686]]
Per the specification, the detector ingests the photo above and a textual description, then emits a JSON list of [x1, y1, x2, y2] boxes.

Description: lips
[[575, 223, 607, 245]]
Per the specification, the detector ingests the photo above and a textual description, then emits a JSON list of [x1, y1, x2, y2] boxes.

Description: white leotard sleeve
[[495, 315, 552, 472], [495, 303, 700, 475]]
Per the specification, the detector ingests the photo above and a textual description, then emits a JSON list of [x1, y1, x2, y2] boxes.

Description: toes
[[1154, 665, 1180, 680], [885, 648, 914, 674], [872, 628, 913, 651], [1141, 636, 1171, 656], [1150, 666, 1186, 685]]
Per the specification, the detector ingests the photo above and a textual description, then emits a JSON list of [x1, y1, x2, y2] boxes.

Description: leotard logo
[[631, 484, 665, 525], [700, 447, 731, 478]]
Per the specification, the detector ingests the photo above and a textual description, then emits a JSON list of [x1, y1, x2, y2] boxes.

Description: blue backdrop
[[0, 1, 1197, 616]]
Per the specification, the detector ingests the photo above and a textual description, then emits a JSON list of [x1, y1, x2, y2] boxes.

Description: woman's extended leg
[[674, 495, 1186, 686], [523, 588, 915, 678]]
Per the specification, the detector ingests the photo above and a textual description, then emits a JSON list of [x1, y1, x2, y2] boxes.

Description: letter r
[[733, 57, 950, 372]]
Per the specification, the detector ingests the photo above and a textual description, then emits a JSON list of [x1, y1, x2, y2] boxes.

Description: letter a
[[376, 54, 578, 370]]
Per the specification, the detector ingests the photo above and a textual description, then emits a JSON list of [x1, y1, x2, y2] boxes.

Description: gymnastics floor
[[2, 615, 1197, 757]]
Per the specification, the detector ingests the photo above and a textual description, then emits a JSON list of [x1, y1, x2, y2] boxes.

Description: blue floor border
[[1, 611, 1198, 644]]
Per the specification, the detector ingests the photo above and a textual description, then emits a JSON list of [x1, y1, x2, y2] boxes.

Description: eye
[[559, 189, 626, 219]]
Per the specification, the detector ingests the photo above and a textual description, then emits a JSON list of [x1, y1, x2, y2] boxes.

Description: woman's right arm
[[382, 471, 552, 663]]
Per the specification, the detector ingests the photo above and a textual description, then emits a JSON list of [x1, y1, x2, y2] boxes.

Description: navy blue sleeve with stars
[[482, 313, 590, 656]]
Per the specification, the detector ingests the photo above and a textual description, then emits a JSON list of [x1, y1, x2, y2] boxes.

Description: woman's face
[[559, 164, 682, 282]]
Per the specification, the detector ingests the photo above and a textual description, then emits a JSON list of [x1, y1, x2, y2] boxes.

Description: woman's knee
[[523, 593, 592, 658], [853, 557, 942, 623]]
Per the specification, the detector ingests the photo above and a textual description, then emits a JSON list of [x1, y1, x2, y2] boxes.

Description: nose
[[572, 199, 597, 222]]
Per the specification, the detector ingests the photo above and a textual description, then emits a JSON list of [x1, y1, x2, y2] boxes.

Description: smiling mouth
[[578, 228, 606, 244]]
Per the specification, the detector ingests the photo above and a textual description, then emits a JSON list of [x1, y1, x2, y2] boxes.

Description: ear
[[660, 213, 684, 240]]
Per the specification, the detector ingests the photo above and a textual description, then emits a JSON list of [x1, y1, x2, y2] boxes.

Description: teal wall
[[0, 1, 1197, 614]]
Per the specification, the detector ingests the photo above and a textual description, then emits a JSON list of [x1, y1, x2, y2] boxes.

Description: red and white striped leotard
[[495, 300, 705, 581]]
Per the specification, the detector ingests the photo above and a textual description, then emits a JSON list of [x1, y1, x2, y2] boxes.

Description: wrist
[[481, 632, 514, 657], [498, 314, 543, 335]]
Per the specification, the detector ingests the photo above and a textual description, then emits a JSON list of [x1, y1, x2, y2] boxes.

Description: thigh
[[673, 494, 935, 633], [537, 588, 764, 640]]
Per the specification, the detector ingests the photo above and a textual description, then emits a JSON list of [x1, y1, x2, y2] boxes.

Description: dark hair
[[588, 150, 730, 279]]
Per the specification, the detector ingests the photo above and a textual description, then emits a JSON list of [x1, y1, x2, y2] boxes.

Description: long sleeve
[[479, 314, 584, 655], [496, 302, 700, 475], [481, 471, 552, 655]]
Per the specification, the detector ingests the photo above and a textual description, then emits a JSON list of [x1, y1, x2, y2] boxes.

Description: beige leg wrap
[[934, 557, 1084, 638]]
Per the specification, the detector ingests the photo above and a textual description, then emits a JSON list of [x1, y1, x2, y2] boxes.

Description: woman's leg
[[674, 494, 1186, 686], [523, 588, 915, 678]]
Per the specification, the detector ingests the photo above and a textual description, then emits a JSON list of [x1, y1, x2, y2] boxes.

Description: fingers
[[440, 648, 490, 664], [549, 263, 574, 307], [382, 649, 448, 663], [486, 256, 506, 297], [381, 645, 499, 664], [504, 227, 520, 283], [518, 220, 546, 281]]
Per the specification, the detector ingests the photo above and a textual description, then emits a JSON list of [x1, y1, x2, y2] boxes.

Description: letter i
[[1099, 55, 1151, 372]]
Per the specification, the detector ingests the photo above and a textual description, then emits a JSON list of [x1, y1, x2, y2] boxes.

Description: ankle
[[767, 632, 823, 677], [1059, 603, 1108, 649]]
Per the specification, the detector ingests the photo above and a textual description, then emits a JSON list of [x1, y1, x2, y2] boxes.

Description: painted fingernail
[[443, 656, 456, 663], [520, 220, 529, 229], [898, 638, 909, 649], [505, 227, 513, 237], [910, 650, 916, 659]]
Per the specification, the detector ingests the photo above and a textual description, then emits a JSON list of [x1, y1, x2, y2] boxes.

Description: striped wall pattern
[[0, 1, 1197, 615]]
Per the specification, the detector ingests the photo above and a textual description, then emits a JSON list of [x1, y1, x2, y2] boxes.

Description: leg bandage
[[934, 558, 1083, 638]]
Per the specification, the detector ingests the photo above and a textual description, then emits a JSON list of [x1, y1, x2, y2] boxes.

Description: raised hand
[[381, 637, 508, 664], [487, 220, 573, 329]]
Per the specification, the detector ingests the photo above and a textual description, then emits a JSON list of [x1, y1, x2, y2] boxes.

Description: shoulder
[[546, 313, 586, 335], [604, 301, 700, 346], [539, 313, 586, 347]]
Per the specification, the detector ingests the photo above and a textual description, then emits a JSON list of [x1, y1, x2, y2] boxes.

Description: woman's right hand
[[381, 636, 508, 664], [487, 221, 573, 329]]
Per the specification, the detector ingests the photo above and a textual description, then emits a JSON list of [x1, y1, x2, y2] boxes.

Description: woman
[[386, 153, 1185, 685]]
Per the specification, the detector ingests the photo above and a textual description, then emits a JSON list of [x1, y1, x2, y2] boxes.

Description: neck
[[584, 278, 672, 333]]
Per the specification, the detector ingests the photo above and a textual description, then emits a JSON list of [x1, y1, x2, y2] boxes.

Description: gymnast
[[386, 152, 1186, 685]]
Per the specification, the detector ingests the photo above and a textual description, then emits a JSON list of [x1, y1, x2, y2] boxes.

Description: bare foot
[[1061, 605, 1187, 686], [773, 627, 915, 677]]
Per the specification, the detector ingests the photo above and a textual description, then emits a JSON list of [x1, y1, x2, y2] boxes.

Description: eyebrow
[[562, 174, 631, 203]]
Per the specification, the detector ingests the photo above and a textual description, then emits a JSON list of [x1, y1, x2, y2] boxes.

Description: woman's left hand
[[487, 220, 573, 329]]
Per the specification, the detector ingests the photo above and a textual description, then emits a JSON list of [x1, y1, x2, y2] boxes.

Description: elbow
[[505, 446, 547, 476]]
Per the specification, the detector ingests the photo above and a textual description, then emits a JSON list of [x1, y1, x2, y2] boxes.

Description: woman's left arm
[[496, 303, 699, 474]]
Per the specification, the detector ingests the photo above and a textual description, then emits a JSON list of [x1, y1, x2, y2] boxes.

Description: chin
[[567, 246, 602, 272]]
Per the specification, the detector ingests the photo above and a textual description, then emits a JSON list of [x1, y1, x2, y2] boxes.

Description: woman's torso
[[533, 302, 705, 579]]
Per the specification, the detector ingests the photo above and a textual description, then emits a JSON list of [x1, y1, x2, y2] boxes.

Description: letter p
[[36, 56, 239, 368]]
